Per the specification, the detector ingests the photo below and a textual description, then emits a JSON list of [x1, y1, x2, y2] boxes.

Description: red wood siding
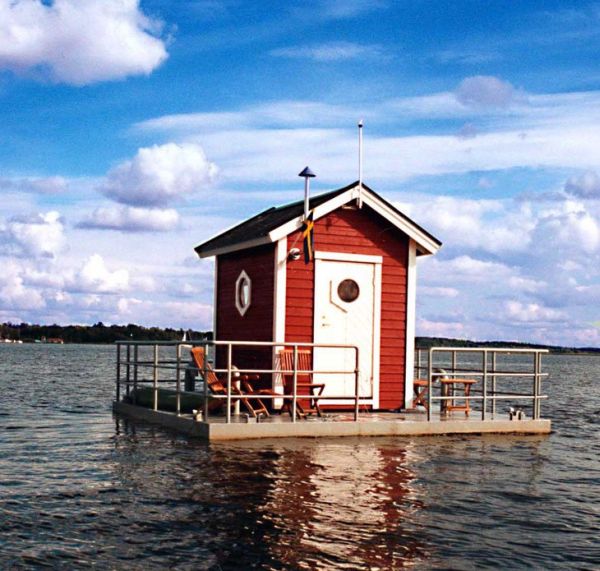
[[216, 244, 275, 375], [285, 205, 408, 410]]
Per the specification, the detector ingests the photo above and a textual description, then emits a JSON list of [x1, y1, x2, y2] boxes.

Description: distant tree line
[[416, 336, 600, 354], [0, 323, 597, 352], [0, 322, 212, 344]]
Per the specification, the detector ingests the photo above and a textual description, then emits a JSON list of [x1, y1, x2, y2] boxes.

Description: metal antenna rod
[[358, 119, 363, 184], [298, 166, 316, 219], [358, 120, 364, 208]]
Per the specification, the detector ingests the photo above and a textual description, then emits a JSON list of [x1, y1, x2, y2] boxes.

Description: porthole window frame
[[235, 270, 252, 317], [337, 278, 360, 303]]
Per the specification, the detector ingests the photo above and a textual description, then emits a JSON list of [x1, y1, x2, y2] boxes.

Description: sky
[[1, 0, 600, 347]]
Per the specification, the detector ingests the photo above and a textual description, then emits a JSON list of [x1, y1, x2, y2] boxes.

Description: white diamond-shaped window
[[235, 270, 251, 316]]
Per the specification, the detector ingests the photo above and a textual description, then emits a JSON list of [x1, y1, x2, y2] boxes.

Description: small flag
[[302, 211, 314, 264]]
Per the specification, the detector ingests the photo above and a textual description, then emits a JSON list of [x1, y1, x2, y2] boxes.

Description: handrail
[[115, 339, 362, 422], [416, 346, 548, 420]]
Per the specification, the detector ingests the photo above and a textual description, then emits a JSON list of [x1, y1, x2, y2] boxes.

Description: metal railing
[[415, 346, 549, 421], [116, 339, 364, 422]]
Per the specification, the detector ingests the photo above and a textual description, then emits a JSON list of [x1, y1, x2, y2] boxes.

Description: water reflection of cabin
[[194, 181, 441, 411]]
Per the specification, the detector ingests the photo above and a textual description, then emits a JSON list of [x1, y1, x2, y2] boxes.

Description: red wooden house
[[194, 181, 441, 410]]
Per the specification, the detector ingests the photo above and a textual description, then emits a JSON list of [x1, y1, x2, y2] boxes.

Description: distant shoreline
[[0, 322, 597, 353]]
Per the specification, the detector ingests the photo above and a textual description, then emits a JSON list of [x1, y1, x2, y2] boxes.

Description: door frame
[[313, 250, 382, 408]]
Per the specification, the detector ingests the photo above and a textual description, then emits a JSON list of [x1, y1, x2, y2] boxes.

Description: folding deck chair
[[190, 347, 269, 418]]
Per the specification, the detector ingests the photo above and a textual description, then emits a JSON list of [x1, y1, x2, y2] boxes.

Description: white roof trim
[[360, 191, 441, 255], [270, 184, 440, 255], [198, 183, 440, 258]]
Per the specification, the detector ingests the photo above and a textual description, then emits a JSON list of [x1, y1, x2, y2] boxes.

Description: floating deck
[[113, 401, 551, 442]]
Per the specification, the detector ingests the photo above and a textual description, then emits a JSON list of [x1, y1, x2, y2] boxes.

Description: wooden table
[[439, 378, 478, 416]]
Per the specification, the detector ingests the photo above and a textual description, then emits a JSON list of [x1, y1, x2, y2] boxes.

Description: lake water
[[0, 345, 598, 569]]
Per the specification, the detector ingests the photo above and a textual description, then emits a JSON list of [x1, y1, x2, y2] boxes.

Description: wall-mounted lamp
[[288, 248, 301, 261]]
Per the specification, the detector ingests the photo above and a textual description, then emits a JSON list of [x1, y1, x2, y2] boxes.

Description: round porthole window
[[337, 279, 360, 303]]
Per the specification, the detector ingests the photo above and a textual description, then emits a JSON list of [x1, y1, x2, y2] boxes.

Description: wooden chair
[[190, 347, 269, 418], [412, 378, 430, 410], [278, 349, 325, 418]]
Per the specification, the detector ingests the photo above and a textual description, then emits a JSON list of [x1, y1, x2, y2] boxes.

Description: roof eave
[[196, 235, 272, 258], [195, 181, 442, 258]]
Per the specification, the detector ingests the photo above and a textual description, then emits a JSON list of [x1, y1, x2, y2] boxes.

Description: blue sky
[[1, 0, 600, 347]]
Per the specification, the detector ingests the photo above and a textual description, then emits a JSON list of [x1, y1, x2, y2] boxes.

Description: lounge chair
[[190, 347, 269, 418]]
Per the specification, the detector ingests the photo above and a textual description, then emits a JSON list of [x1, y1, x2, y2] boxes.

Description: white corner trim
[[212, 259, 218, 340], [315, 250, 382, 264], [372, 260, 382, 409], [404, 239, 417, 409], [272, 238, 287, 405]]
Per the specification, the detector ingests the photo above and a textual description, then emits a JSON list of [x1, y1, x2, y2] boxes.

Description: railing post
[[116, 343, 121, 402], [176, 343, 181, 416], [153, 344, 158, 411], [491, 351, 497, 417], [226, 343, 232, 424], [354, 346, 360, 421], [427, 348, 433, 421], [534, 351, 540, 420], [126, 344, 131, 399], [203, 341, 209, 422], [292, 345, 298, 423], [482, 350, 487, 421], [133, 344, 138, 405]]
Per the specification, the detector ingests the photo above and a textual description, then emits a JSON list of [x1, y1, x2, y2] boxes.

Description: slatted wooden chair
[[412, 378, 430, 410], [278, 349, 325, 418], [190, 347, 269, 418]]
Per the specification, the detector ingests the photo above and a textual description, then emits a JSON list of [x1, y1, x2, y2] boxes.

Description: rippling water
[[0, 345, 598, 569]]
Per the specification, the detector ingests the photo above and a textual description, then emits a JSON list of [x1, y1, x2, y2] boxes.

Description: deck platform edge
[[113, 402, 551, 441]]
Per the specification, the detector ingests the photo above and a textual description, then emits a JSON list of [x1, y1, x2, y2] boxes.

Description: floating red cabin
[[195, 181, 441, 410]]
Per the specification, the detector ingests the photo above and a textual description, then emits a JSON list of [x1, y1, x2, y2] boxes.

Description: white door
[[313, 252, 381, 406]]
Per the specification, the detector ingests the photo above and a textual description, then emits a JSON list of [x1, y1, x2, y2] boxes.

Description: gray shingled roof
[[194, 181, 441, 256]]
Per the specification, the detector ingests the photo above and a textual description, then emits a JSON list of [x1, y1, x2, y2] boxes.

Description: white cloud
[[420, 286, 459, 298], [0, 0, 168, 85], [505, 301, 566, 323], [0, 262, 45, 310], [0, 176, 68, 194], [100, 143, 218, 207], [455, 75, 523, 109], [135, 91, 600, 184], [317, 0, 388, 19], [564, 171, 600, 199], [3, 211, 66, 258], [422, 255, 514, 284], [73, 254, 129, 294], [532, 200, 600, 255], [402, 196, 532, 254], [78, 205, 179, 232], [271, 41, 386, 62], [417, 318, 466, 338]]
